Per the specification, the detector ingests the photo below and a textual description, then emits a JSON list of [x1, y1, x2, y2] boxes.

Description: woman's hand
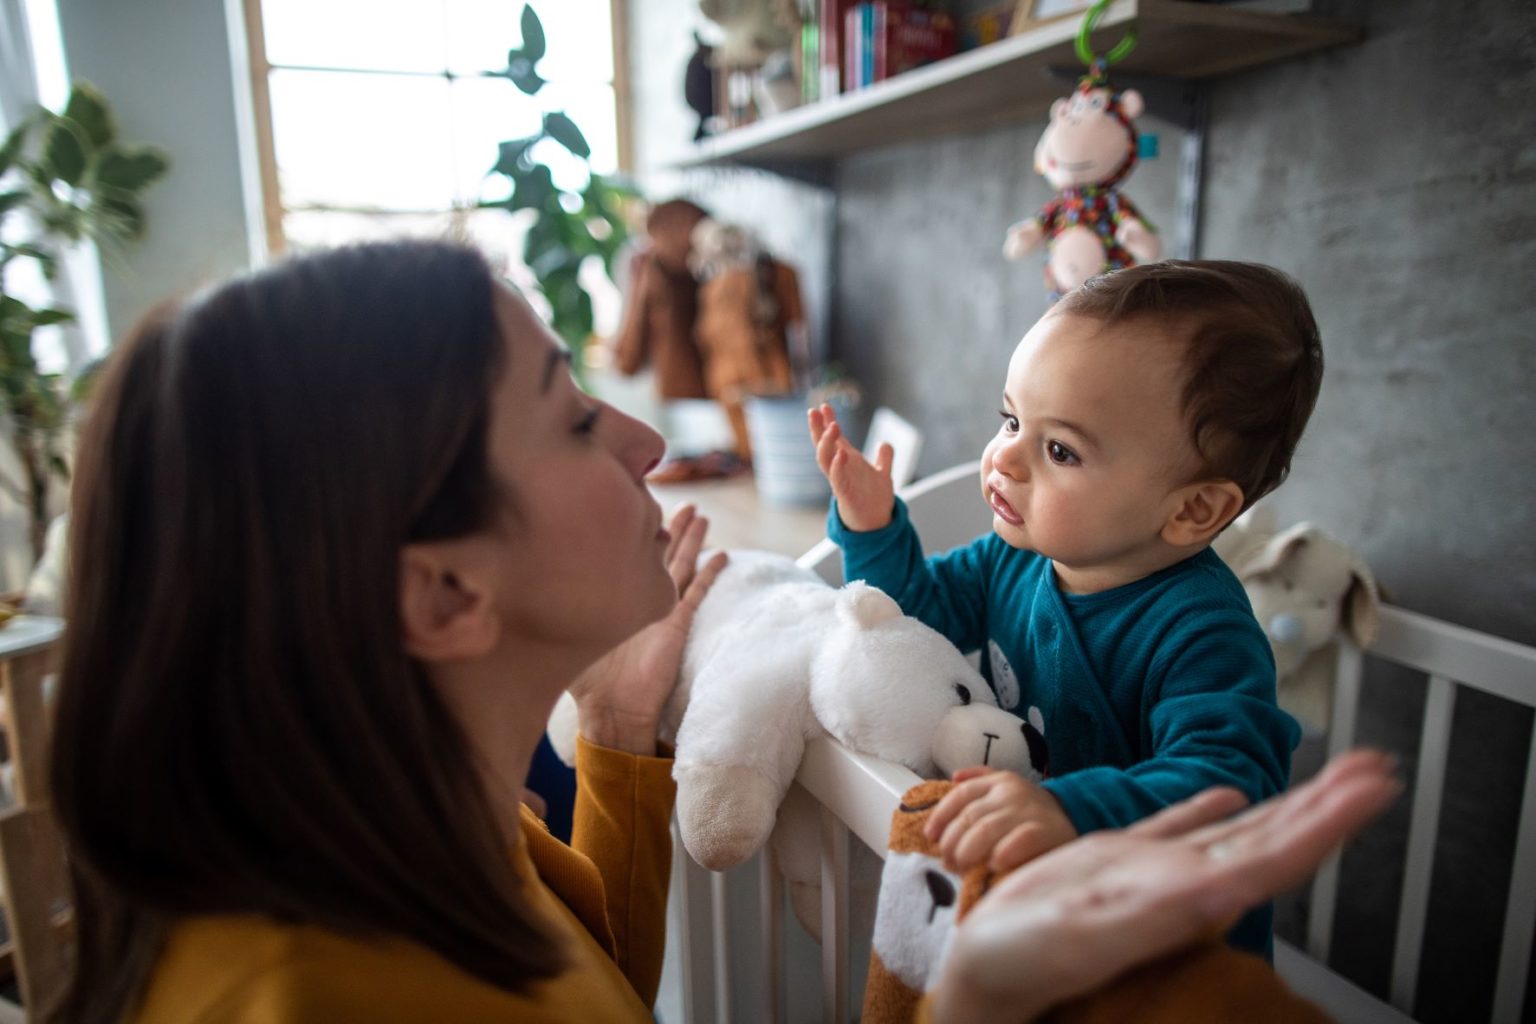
[[568, 504, 728, 755], [808, 403, 895, 532], [930, 750, 1402, 1024]]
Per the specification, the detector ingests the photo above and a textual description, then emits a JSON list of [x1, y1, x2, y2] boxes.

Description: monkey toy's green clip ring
[[1075, 0, 1137, 68]]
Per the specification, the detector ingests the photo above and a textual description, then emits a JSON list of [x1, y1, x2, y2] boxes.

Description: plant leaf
[[0, 192, 27, 217], [62, 82, 116, 149], [30, 309, 74, 327], [0, 120, 30, 177], [91, 195, 145, 239], [543, 112, 590, 159], [94, 145, 169, 192], [492, 137, 538, 176], [41, 118, 87, 186], [510, 67, 546, 96], [510, 165, 556, 212], [520, 5, 547, 63]]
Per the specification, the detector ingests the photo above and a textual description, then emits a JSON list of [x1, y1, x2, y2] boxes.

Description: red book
[[820, 0, 855, 96], [882, 5, 956, 80]]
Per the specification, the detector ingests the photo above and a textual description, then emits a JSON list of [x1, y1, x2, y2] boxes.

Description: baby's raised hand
[[808, 402, 894, 531], [925, 766, 1079, 873]]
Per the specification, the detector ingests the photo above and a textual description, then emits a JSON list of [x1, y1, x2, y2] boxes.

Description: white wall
[[53, 0, 263, 342]]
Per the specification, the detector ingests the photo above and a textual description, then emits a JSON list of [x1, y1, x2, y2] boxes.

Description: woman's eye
[[574, 406, 601, 435], [1046, 440, 1079, 465], [998, 410, 1020, 434]]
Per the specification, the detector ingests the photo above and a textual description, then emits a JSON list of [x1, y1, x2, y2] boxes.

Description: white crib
[[658, 463, 1536, 1024]]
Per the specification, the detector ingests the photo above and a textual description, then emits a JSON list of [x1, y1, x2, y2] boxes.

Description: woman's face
[[476, 287, 675, 661]]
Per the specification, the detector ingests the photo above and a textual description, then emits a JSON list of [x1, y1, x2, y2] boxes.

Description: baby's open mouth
[[988, 487, 1023, 526]]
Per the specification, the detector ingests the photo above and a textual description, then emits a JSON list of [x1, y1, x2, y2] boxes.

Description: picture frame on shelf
[[1008, 0, 1092, 37]]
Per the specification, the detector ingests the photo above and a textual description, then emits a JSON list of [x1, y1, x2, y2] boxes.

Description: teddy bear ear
[[1118, 89, 1145, 119], [1244, 522, 1316, 578], [840, 582, 903, 630], [1345, 554, 1382, 647], [1050, 97, 1069, 120]]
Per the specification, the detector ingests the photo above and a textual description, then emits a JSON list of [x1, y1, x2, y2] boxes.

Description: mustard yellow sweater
[[131, 737, 675, 1023]]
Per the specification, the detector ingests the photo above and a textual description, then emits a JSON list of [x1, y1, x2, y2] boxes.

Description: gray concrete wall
[[631, 0, 1535, 1018]]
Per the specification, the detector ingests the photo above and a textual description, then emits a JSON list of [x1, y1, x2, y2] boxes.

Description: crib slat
[[1391, 673, 1456, 1013], [711, 869, 733, 1024], [761, 846, 786, 1024], [820, 806, 850, 1024], [673, 820, 713, 1024], [1492, 726, 1536, 1023], [1308, 641, 1365, 963]]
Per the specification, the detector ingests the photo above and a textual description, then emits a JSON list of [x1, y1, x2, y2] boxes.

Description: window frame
[[238, 0, 633, 257]]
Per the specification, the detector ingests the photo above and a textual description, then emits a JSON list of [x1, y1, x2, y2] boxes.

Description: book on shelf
[[842, 2, 958, 91]]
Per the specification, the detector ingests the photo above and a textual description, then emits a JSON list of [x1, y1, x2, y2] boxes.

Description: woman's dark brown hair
[[1058, 259, 1324, 511], [49, 241, 565, 1023]]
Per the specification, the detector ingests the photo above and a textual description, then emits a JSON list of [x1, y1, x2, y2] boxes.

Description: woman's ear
[[1162, 479, 1245, 548], [399, 545, 499, 661]]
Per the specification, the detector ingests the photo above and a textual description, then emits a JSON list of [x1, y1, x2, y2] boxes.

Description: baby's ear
[[1162, 479, 1245, 548]]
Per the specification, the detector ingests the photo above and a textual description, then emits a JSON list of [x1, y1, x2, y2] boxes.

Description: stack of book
[[802, 1, 958, 100]]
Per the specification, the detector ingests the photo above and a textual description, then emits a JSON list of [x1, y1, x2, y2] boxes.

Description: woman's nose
[[611, 406, 666, 479]]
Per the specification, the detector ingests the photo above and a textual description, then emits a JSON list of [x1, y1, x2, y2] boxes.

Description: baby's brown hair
[[1057, 259, 1323, 510]]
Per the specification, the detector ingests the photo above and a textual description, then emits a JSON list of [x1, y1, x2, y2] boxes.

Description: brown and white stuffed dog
[[862, 780, 1332, 1024], [863, 780, 990, 1024]]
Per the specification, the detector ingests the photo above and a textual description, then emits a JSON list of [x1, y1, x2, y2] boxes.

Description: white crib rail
[[1306, 606, 1536, 1022]]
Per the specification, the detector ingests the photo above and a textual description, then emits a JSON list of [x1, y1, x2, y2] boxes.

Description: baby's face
[[978, 311, 1203, 594]]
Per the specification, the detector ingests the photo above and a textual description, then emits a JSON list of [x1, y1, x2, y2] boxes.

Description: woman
[[49, 241, 1395, 1023]]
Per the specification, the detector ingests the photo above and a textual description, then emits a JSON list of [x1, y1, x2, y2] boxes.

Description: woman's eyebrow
[[541, 347, 573, 395]]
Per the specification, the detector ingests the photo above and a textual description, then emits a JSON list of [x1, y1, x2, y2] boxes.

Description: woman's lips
[[988, 486, 1023, 526]]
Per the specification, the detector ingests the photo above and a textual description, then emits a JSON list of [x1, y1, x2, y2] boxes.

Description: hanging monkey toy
[[1003, 2, 1160, 299]]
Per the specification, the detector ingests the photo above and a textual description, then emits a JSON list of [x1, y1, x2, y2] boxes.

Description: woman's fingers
[[678, 551, 729, 615], [1126, 786, 1249, 840], [1187, 749, 1397, 851], [1178, 753, 1400, 922], [662, 503, 698, 565], [664, 515, 710, 594]]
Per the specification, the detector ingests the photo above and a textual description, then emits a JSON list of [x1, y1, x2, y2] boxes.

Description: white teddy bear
[[548, 550, 1042, 872], [1215, 510, 1381, 734]]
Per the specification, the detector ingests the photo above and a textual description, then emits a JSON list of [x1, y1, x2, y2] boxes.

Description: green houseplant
[[0, 82, 167, 560], [482, 4, 633, 373]]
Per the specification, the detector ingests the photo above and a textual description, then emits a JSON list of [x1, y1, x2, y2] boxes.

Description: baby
[[809, 259, 1321, 958]]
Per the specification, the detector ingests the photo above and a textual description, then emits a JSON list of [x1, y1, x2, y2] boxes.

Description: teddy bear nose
[[1269, 614, 1305, 647]]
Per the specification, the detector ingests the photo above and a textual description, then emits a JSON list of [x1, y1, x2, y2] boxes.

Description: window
[[244, 0, 625, 312]]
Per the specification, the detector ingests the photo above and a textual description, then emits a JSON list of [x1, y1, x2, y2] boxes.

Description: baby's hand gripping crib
[[657, 463, 1536, 1024]]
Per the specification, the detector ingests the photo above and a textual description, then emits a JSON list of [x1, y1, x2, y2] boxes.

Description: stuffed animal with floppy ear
[[860, 781, 1333, 1024], [862, 779, 994, 1023], [547, 550, 1045, 871], [1215, 517, 1381, 734], [1002, 60, 1160, 299]]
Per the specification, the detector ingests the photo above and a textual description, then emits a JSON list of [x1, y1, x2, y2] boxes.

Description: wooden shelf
[[678, 0, 1359, 171]]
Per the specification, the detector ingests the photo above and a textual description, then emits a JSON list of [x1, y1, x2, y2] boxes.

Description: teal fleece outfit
[[829, 497, 1300, 958]]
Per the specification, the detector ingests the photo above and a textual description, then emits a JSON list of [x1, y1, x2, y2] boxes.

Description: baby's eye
[[1046, 440, 1079, 465], [998, 410, 1020, 434]]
